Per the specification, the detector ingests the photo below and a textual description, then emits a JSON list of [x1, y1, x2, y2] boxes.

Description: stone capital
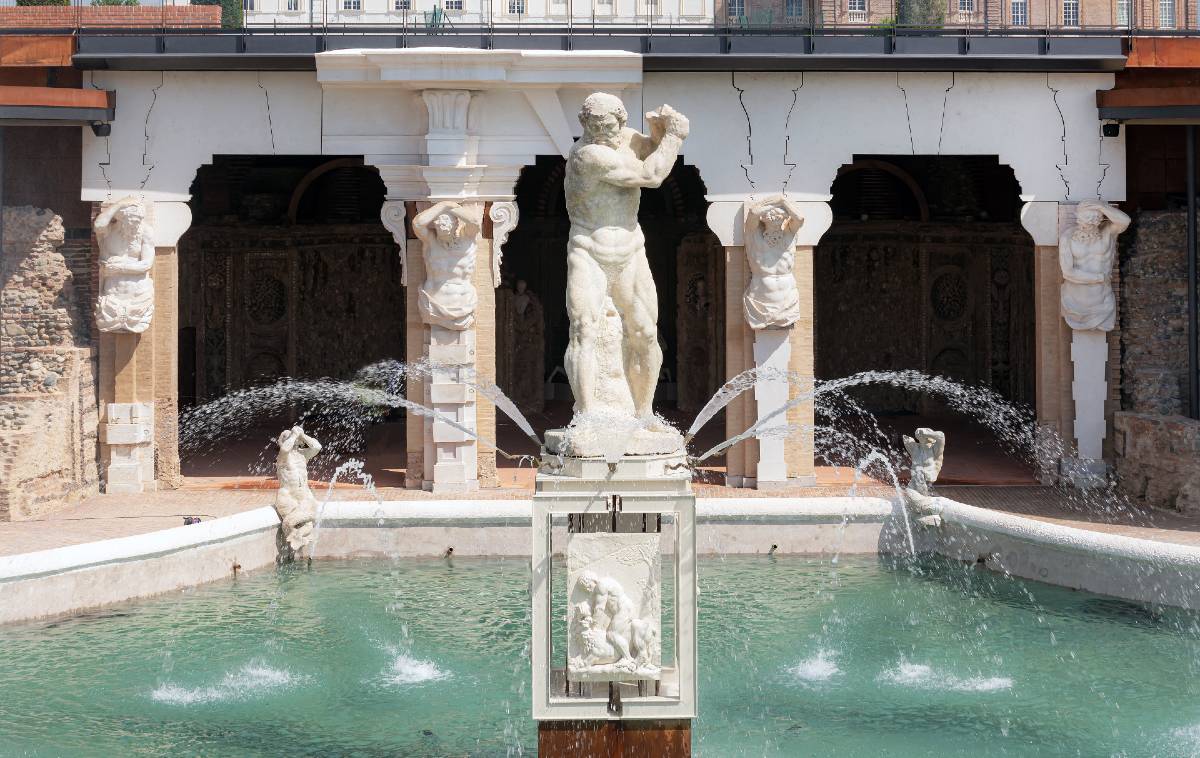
[[1019, 201, 1059, 246]]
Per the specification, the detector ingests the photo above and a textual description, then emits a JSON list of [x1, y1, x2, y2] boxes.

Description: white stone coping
[[930, 496, 1200, 568], [315, 496, 897, 527], [0, 507, 280, 583], [0, 498, 896, 583]]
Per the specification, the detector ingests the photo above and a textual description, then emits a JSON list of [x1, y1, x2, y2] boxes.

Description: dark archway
[[816, 154, 1036, 484], [176, 155, 403, 479]]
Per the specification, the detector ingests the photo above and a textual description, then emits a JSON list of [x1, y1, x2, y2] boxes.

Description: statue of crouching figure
[[274, 425, 322, 558]]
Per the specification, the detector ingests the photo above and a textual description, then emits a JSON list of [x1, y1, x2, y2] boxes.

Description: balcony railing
[[1, 0, 1195, 36]]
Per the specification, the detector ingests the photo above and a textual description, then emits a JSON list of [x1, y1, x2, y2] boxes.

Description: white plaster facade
[[80, 54, 1125, 491]]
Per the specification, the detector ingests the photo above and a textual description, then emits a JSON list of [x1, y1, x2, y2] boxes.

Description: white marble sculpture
[[560, 92, 689, 456], [412, 200, 480, 330], [903, 427, 945, 496], [566, 532, 661, 681], [1058, 200, 1130, 332], [94, 196, 155, 333], [743, 195, 803, 330], [274, 425, 322, 553]]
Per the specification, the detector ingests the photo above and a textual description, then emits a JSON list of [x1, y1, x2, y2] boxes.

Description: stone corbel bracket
[[488, 200, 518, 288], [380, 200, 408, 286]]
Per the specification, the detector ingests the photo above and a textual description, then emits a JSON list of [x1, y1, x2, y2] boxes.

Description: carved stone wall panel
[[675, 232, 725, 414]]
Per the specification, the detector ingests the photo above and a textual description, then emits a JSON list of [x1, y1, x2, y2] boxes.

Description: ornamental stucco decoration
[[274, 426, 322, 553], [94, 196, 155, 334], [488, 201, 518, 288], [412, 200, 481, 330], [743, 195, 803, 330], [380, 200, 409, 287], [1058, 200, 1131, 332]]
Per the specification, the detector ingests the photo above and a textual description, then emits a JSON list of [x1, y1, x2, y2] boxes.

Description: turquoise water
[[2, 556, 1199, 757]]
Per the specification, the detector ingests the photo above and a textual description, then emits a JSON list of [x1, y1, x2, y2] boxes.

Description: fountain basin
[[1, 556, 1197, 756]]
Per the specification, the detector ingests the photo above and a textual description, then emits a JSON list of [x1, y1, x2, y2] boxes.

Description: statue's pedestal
[[531, 450, 697, 740], [1067, 328, 1110, 488]]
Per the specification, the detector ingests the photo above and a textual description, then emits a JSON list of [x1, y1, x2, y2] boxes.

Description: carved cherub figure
[[94, 196, 155, 333], [274, 425, 322, 554], [903, 427, 945, 496]]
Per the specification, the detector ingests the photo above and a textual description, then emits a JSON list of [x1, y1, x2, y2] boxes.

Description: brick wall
[[0, 5, 221, 29], [0, 207, 98, 521]]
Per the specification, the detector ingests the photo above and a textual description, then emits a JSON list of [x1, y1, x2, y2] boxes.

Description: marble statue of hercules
[[564, 92, 689, 422]]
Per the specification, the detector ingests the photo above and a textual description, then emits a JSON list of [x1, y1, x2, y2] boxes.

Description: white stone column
[[427, 325, 479, 492], [1055, 201, 1130, 487], [751, 329, 791, 486]]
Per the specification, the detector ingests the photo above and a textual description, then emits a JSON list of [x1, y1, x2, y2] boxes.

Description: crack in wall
[[138, 71, 164, 191], [897, 73, 916, 155], [258, 72, 277, 154], [88, 72, 112, 196], [732, 71, 756, 191], [1046, 73, 1071, 199], [1095, 123, 1111, 199], [936, 72, 956, 155], [780, 74, 802, 193]]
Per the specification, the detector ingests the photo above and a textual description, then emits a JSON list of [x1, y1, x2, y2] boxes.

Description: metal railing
[[2, 0, 1197, 36]]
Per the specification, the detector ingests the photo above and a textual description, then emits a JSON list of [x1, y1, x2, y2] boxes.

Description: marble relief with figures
[[566, 532, 662, 682]]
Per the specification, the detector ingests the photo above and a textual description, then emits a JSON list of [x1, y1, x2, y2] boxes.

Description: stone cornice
[[316, 47, 642, 89]]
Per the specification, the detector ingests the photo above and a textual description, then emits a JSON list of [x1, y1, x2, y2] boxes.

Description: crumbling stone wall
[[0, 207, 98, 520], [1118, 211, 1190, 416], [1114, 412, 1200, 514], [1114, 211, 1200, 512]]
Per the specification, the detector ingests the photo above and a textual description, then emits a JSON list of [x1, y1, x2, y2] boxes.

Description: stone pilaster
[[723, 244, 749, 487], [475, 234, 498, 488], [427, 325, 479, 492]]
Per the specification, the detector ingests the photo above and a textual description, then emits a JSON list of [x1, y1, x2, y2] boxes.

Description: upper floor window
[[727, 0, 745, 17], [1062, 0, 1078, 25], [1010, 0, 1026, 23], [242, 0, 255, 10], [507, 0, 524, 11], [1116, 0, 1130, 24], [286, 0, 301, 10], [958, 0, 974, 11], [343, 0, 362, 9], [443, 0, 463, 8], [848, 0, 866, 13], [785, 0, 804, 16], [1160, 0, 1175, 27]]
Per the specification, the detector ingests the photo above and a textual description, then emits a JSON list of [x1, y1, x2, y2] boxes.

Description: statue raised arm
[[412, 201, 480, 330], [1058, 200, 1130, 332]]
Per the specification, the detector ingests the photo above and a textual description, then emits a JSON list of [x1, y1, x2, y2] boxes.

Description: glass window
[[727, 0, 745, 16], [1117, 0, 1130, 24], [507, 0, 524, 11], [1062, 0, 1078, 25], [287, 0, 301, 10], [958, 0, 974, 11], [395, 0, 410, 8], [1011, 0, 1026, 23], [444, 0, 462, 8], [343, 0, 361, 10], [785, 0, 804, 16], [1160, 0, 1175, 26], [848, 0, 866, 13], [242, 0, 255, 10]]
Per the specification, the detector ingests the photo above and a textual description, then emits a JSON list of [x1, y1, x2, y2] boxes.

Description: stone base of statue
[[543, 418, 685, 460]]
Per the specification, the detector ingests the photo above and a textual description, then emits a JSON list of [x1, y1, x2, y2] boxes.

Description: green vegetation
[[91, 0, 141, 6], [193, 0, 243, 28], [15, 0, 71, 7]]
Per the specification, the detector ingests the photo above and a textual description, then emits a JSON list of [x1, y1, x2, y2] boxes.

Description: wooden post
[[538, 719, 691, 757]]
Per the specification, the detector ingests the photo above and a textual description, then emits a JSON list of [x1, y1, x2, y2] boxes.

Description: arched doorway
[[815, 155, 1036, 484]]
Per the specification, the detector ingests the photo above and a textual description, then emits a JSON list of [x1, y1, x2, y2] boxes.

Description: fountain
[[530, 92, 698, 753]]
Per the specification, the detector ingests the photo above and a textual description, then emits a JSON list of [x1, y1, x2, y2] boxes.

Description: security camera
[[90, 122, 111, 137], [1102, 122, 1120, 138]]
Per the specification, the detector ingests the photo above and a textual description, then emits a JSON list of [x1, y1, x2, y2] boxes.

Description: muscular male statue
[[1059, 200, 1130, 332], [564, 92, 689, 427]]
